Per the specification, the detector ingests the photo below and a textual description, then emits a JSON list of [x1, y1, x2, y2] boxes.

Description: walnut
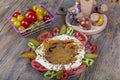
[[101, 4, 108, 12]]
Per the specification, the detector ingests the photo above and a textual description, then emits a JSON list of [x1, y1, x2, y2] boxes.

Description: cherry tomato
[[13, 12, 20, 18], [52, 26, 60, 36], [13, 20, 21, 28], [65, 64, 86, 75], [31, 60, 47, 72], [25, 12, 30, 18], [26, 9, 36, 17], [36, 13, 43, 21], [17, 15, 24, 22], [36, 7, 44, 14], [18, 26, 25, 31], [43, 15, 50, 22], [43, 10, 48, 16], [73, 32, 88, 46], [27, 9, 35, 14], [37, 31, 52, 43], [27, 13, 37, 22], [32, 5, 40, 12], [21, 18, 30, 28], [10, 17, 17, 22]]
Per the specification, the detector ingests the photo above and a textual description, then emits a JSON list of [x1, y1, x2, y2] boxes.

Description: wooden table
[[0, 0, 120, 80]]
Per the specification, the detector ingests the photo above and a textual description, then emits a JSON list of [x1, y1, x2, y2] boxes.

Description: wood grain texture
[[0, 0, 120, 80]]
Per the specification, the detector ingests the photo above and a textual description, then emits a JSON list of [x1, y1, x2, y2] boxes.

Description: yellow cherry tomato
[[25, 12, 30, 17], [43, 10, 48, 16], [32, 5, 40, 12], [10, 17, 17, 23], [17, 15, 24, 22], [36, 13, 43, 21], [13, 21, 21, 28], [36, 8, 44, 14], [18, 26, 25, 31]]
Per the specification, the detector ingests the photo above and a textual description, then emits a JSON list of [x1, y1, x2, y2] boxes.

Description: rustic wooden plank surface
[[0, 0, 120, 80]]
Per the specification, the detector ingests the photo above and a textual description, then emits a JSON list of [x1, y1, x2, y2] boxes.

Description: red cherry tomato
[[65, 64, 86, 75], [22, 50, 35, 60], [73, 32, 88, 46], [52, 26, 60, 36], [26, 9, 36, 17], [21, 18, 30, 28], [13, 12, 20, 18], [43, 15, 50, 22], [37, 31, 52, 43], [27, 9, 36, 14], [27, 13, 37, 22], [31, 60, 47, 72]]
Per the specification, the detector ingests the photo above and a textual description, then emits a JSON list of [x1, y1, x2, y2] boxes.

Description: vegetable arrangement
[[20, 25, 98, 80]]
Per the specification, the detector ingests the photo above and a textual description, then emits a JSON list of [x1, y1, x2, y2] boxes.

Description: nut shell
[[101, 4, 108, 12]]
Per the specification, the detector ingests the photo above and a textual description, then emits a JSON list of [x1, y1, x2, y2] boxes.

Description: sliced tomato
[[37, 31, 52, 43], [65, 64, 86, 75], [31, 60, 47, 72], [73, 32, 88, 46]]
